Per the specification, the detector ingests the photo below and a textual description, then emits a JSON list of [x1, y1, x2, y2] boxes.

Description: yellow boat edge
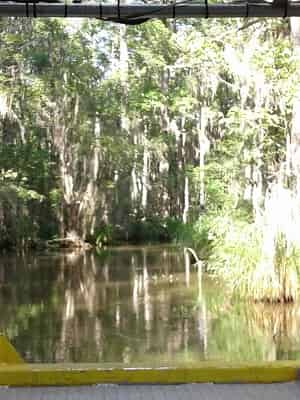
[[0, 363, 298, 386], [0, 335, 25, 365], [1, 336, 300, 386]]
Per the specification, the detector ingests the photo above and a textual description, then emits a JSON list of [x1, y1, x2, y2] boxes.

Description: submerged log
[[47, 238, 92, 250]]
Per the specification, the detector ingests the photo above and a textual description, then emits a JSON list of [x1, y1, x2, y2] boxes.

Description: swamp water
[[0, 245, 300, 363]]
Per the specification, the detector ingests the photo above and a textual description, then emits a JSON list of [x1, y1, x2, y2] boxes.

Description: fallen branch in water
[[47, 238, 92, 250], [184, 247, 202, 267]]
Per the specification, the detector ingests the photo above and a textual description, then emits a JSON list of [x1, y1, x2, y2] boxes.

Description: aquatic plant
[[209, 214, 300, 303]]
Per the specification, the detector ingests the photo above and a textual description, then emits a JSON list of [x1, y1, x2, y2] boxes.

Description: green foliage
[[96, 224, 115, 247], [208, 220, 262, 292], [49, 189, 62, 209], [165, 217, 195, 244], [0, 14, 297, 267], [0, 169, 44, 203], [127, 217, 169, 244], [208, 221, 300, 302]]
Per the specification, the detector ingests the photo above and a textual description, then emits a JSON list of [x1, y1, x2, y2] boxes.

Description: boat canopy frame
[[0, 0, 298, 19]]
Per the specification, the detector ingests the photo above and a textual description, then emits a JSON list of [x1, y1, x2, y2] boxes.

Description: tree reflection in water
[[0, 245, 300, 363]]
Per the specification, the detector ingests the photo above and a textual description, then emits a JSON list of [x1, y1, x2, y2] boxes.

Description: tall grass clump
[[208, 185, 300, 302]]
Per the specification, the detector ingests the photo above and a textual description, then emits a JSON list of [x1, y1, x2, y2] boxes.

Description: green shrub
[[127, 217, 168, 243], [208, 220, 300, 302], [164, 217, 194, 244], [96, 224, 115, 247]]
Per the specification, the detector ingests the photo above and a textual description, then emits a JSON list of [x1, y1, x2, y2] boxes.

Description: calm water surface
[[1, 245, 300, 363]]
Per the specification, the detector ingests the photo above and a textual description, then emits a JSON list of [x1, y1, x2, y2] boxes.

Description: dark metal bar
[[0, 3, 299, 18]]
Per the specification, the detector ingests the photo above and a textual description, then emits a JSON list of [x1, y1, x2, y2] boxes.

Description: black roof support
[[0, 1, 297, 19]]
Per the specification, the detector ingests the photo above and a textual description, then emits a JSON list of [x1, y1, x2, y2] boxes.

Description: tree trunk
[[119, 25, 129, 135], [198, 107, 209, 211], [141, 136, 149, 210], [290, 18, 300, 198], [131, 132, 139, 209], [183, 175, 189, 224]]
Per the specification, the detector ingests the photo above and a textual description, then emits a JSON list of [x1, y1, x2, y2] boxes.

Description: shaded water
[[1, 245, 300, 363]]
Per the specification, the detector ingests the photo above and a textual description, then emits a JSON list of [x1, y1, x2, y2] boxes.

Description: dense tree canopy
[[1, 16, 300, 301]]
